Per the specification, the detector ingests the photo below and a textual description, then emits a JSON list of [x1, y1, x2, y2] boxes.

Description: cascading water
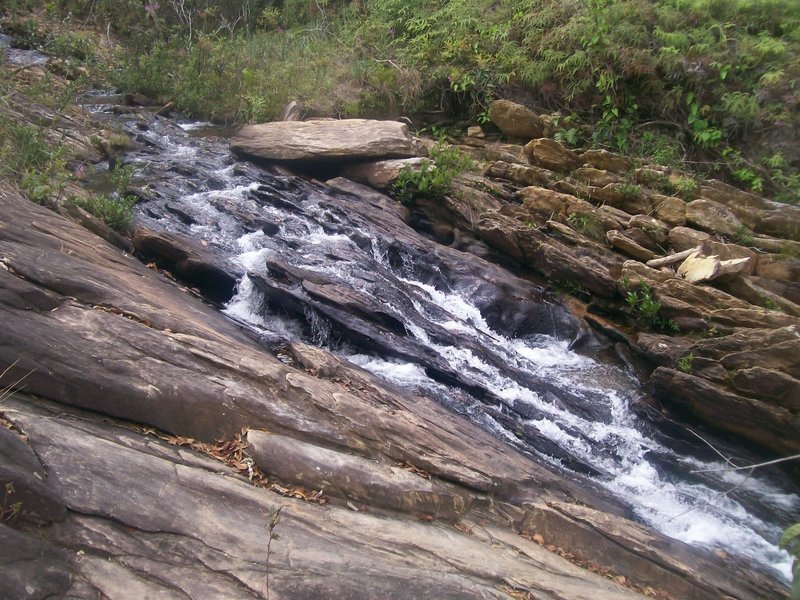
[[93, 106, 797, 582]]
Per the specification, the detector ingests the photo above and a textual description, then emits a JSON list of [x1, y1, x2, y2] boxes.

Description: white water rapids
[[122, 120, 796, 582]]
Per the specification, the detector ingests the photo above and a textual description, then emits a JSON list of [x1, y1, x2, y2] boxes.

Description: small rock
[[523, 138, 582, 172], [573, 167, 622, 187], [607, 230, 657, 262], [578, 149, 632, 173], [653, 195, 686, 227], [489, 99, 545, 139]]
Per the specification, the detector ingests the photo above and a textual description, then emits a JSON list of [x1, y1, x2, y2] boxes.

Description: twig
[[691, 453, 800, 474]]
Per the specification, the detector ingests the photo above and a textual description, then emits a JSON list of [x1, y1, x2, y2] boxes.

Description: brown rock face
[[489, 99, 545, 139], [654, 195, 687, 227], [230, 119, 415, 162], [607, 230, 657, 262], [578, 149, 632, 173], [523, 138, 582, 171], [685, 199, 746, 237]]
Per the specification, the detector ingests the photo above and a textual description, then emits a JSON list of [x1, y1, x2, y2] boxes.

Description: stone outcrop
[[3, 184, 784, 599], [230, 118, 415, 163]]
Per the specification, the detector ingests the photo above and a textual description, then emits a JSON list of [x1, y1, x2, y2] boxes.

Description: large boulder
[[489, 99, 545, 139], [230, 119, 415, 163]]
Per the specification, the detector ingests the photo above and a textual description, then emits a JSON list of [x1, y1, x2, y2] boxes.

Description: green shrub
[[624, 279, 679, 332], [393, 142, 472, 207], [779, 523, 800, 600], [74, 193, 137, 232]]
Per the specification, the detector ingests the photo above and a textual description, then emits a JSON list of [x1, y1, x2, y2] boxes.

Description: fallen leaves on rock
[[131, 424, 330, 505], [520, 529, 673, 599]]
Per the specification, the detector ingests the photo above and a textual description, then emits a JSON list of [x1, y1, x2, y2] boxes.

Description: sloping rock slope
[[0, 185, 787, 599]]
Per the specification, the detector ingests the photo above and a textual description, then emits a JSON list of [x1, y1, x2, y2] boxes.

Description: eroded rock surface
[[0, 170, 788, 599]]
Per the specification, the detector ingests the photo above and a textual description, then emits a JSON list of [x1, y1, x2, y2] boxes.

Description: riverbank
[[0, 6, 797, 599]]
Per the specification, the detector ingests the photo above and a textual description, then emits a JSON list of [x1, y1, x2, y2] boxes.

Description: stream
[[88, 105, 797, 582]]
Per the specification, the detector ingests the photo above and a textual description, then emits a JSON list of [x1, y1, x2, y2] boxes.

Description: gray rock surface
[[230, 119, 415, 162], [0, 179, 786, 599]]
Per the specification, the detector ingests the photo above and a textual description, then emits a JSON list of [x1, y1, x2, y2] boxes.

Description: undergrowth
[[393, 142, 472, 206], [6, 1, 800, 201]]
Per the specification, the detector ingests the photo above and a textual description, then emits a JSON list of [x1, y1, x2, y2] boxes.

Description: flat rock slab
[[230, 119, 415, 163]]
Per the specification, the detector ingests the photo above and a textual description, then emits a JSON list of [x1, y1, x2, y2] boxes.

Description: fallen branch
[[646, 246, 701, 269]]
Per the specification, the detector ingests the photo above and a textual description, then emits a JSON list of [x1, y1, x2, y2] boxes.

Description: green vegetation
[[8, 0, 793, 202], [779, 523, 800, 599], [624, 279, 679, 332], [566, 212, 605, 242], [3, 1, 799, 203], [676, 353, 694, 373], [393, 142, 472, 206], [0, 56, 135, 231]]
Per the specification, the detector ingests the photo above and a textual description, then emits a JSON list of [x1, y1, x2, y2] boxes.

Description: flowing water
[[91, 107, 797, 581]]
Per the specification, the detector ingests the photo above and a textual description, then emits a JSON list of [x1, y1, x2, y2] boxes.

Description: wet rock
[[730, 367, 800, 411], [692, 326, 800, 378], [523, 138, 582, 171], [489, 99, 544, 139], [132, 228, 239, 303], [651, 367, 800, 455], [0, 427, 68, 523], [685, 199, 747, 237], [231, 119, 415, 163], [522, 501, 785, 600], [578, 149, 632, 173], [634, 333, 693, 367], [0, 525, 72, 599], [533, 242, 619, 298]]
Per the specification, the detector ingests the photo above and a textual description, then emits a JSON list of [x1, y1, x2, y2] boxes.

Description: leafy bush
[[624, 279, 679, 332], [779, 523, 800, 600], [74, 193, 137, 232], [393, 142, 472, 207]]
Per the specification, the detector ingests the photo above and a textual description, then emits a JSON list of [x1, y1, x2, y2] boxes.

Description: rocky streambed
[[0, 70, 798, 599]]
